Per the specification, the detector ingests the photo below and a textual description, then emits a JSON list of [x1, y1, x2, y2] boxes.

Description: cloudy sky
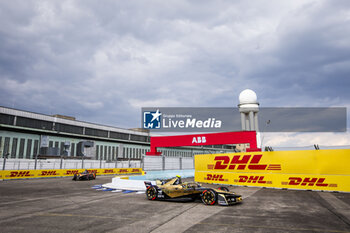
[[1, 0, 349, 147]]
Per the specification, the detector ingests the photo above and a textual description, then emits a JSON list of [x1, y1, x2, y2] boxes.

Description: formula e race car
[[72, 170, 96, 181], [144, 176, 242, 206]]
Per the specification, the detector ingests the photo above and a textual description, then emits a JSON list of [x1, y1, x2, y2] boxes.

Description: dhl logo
[[40, 171, 57, 176], [234, 175, 272, 184], [132, 168, 140, 172], [103, 169, 114, 174], [8, 171, 33, 177], [204, 174, 228, 182], [209, 155, 281, 171], [64, 170, 80, 175], [282, 177, 337, 187], [119, 169, 128, 173], [87, 169, 98, 173]]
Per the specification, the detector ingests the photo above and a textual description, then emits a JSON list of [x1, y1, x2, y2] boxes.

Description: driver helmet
[[175, 175, 182, 184]]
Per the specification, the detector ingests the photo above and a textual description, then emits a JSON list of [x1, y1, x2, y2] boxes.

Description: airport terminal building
[[0, 106, 233, 162]]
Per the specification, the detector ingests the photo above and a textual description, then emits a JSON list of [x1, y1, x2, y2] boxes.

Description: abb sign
[[192, 136, 206, 144], [146, 131, 259, 156]]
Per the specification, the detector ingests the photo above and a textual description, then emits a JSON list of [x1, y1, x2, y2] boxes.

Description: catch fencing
[[142, 156, 194, 171], [0, 158, 141, 170]]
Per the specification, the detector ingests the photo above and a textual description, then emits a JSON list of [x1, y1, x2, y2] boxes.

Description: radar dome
[[239, 89, 258, 104]]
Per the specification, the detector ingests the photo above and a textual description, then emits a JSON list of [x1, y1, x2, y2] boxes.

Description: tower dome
[[239, 89, 258, 104], [238, 89, 260, 132]]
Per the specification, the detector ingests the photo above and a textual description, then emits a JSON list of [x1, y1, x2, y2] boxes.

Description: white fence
[[143, 156, 194, 171], [0, 158, 141, 170], [0, 156, 194, 171]]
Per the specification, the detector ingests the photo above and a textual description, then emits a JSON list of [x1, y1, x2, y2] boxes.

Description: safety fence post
[[60, 156, 63, 169], [34, 154, 38, 170], [2, 153, 9, 170]]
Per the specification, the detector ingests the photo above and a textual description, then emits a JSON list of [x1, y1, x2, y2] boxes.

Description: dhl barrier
[[0, 168, 143, 180], [194, 149, 350, 192]]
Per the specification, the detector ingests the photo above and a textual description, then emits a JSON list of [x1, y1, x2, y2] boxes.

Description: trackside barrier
[[194, 149, 350, 192], [0, 168, 143, 180]]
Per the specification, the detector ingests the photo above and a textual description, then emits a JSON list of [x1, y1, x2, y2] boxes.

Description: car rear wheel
[[146, 186, 157, 200], [73, 174, 77, 181], [201, 190, 217, 205], [218, 186, 229, 192]]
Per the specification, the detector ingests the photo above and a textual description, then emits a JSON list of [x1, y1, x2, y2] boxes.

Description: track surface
[[0, 176, 349, 233]]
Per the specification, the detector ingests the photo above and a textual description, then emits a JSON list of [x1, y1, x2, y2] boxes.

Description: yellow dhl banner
[[0, 168, 143, 180], [195, 149, 350, 192]]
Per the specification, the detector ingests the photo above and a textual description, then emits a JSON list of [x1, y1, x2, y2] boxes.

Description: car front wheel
[[201, 190, 217, 205], [146, 186, 158, 200]]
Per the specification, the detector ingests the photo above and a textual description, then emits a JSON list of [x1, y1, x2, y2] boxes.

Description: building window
[[19, 138, 25, 159], [110, 132, 129, 140], [130, 134, 148, 142], [96, 145, 99, 159], [60, 142, 64, 156], [16, 116, 53, 130], [85, 128, 108, 138], [26, 139, 32, 159], [11, 138, 18, 158], [112, 147, 115, 161], [71, 143, 76, 157], [33, 140, 39, 157], [0, 113, 15, 125], [3, 137, 10, 158], [55, 123, 83, 134]]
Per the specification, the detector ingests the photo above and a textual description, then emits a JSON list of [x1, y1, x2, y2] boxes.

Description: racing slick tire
[[146, 186, 158, 200], [201, 190, 217, 205], [218, 186, 229, 192], [73, 174, 77, 181]]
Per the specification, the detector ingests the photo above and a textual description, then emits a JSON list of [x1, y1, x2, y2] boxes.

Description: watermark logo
[[143, 109, 162, 129], [141, 107, 346, 132]]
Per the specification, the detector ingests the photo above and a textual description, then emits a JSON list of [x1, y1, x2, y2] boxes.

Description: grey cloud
[[0, 0, 349, 132]]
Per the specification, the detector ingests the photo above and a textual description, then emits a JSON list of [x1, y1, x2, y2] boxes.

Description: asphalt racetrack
[[0, 176, 349, 233]]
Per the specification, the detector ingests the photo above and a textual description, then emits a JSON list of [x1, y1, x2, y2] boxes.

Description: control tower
[[238, 89, 259, 131]]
